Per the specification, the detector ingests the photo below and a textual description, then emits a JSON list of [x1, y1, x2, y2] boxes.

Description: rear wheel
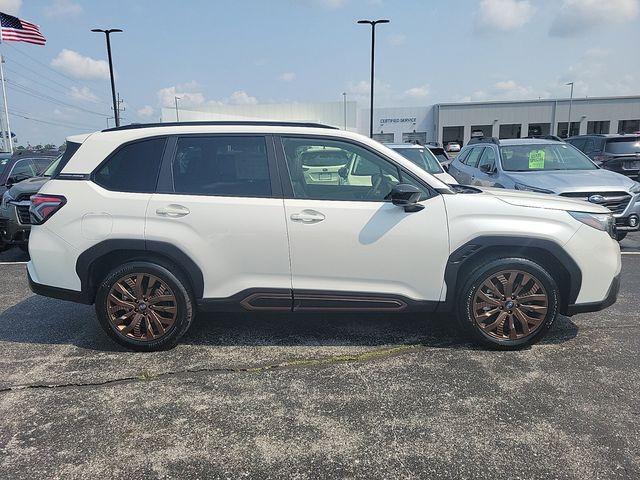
[[457, 257, 559, 349], [95, 261, 194, 351]]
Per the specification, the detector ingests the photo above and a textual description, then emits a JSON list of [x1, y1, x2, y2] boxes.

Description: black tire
[[616, 232, 627, 242], [456, 257, 559, 350], [95, 261, 195, 351]]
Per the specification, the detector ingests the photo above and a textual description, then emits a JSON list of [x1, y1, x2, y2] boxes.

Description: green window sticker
[[528, 149, 545, 169]]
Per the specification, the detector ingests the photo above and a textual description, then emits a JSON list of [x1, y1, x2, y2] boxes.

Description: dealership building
[[162, 95, 640, 146]]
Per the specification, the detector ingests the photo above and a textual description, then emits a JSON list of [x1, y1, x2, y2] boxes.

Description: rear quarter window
[[94, 137, 167, 193]]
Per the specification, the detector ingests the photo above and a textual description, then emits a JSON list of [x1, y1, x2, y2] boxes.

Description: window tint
[[33, 158, 55, 175], [605, 137, 640, 155], [8, 159, 36, 183], [282, 137, 400, 201], [464, 147, 483, 167], [51, 141, 81, 178], [94, 137, 166, 193], [567, 138, 587, 151], [455, 148, 470, 164], [478, 148, 496, 171], [172, 136, 271, 197]]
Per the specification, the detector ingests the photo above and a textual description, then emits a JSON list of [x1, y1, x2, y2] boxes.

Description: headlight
[[1, 191, 13, 209], [569, 211, 616, 239], [630, 182, 640, 194], [514, 183, 554, 194]]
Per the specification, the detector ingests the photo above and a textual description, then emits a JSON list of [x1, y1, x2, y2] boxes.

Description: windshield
[[392, 147, 443, 174], [43, 156, 62, 177], [429, 148, 449, 163], [605, 137, 640, 155], [500, 143, 597, 171]]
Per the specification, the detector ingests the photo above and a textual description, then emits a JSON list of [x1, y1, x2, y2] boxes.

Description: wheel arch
[[76, 239, 205, 304], [441, 236, 581, 315]]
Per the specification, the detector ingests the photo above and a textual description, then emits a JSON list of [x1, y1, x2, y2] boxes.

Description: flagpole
[[0, 54, 13, 153]]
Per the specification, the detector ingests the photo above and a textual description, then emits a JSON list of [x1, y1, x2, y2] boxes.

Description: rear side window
[[172, 136, 271, 197], [51, 141, 81, 178], [605, 137, 640, 155], [94, 137, 166, 193]]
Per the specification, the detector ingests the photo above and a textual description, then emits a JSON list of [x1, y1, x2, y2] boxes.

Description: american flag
[[0, 12, 46, 46]]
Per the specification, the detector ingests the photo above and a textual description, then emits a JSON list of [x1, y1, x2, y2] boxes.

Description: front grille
[[16, 193, 32, 202], [560, 191, 632, 214], [16, 205, 31, 224], [0, 218, 7, 231]]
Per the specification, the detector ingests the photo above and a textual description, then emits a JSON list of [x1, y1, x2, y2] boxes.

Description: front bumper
[[0, 203, 31, 245], [565, 272, 620, 316]]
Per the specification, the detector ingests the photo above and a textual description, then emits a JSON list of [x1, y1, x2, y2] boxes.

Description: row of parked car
[[393, 134, 640, 241]]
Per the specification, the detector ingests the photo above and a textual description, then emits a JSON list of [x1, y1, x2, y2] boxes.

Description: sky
[[0, 0, 638, 145]]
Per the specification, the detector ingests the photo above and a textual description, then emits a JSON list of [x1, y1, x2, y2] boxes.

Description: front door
[[277, 136, 450, 310], [146, 135, 291, 304]]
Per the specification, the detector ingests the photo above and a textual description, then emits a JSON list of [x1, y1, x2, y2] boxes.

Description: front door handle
[[290, 209, 325, 224], [156, 204, 190, 218]]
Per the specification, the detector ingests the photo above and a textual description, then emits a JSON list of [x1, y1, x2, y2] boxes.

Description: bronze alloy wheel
[[471, 269, 549, 341], [107, 273, 178, 342]]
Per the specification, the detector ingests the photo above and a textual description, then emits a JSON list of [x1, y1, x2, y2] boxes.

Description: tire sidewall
[[95, 261, 194, 351], [457, 257, 559, 349]]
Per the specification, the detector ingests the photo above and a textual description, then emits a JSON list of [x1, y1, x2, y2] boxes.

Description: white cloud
[[475, 0, 535, 32], [228, 90, 258, 105], [0, 0, 22, 15], [51, 49, 109, 80], [299, 0, 346, 8], [404, 85, 430, 98], [550, 0, 639, 37], [137, 105, 155, 118], [279, 72, 296, 82], [387, 34, 407, 46], [44, 0, 82, 17], [459, 79, 541, 102], [157, 84, 205, 108], [69, 86, 98, 103]]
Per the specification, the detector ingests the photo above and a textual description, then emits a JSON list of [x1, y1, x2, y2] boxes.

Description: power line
[[5, 43, 85, 85], [7, 79, 110, 117], [4, 66, 69, 97], [9, 109, 101, 130]]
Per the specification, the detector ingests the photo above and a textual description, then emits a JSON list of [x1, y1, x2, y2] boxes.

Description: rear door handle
[[156, 204, 190, 218], [290, 209, 325, 224]]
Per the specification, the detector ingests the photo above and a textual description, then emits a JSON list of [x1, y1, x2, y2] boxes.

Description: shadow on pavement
[[0, 295, 579, 352]]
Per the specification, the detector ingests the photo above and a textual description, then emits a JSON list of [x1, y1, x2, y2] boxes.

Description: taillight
[[29, 194, 66, 224]]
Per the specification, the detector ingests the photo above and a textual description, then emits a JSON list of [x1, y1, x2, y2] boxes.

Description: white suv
[[27, 122, 621, 351]]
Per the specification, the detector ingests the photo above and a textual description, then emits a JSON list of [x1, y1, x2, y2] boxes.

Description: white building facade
[[162, 95, 640, 146]]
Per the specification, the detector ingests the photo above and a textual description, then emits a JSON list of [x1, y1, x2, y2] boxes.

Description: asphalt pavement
[[0, 236, 638, 479]]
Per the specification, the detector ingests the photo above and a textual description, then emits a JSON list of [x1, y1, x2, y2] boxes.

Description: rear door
[[146, 134, 291, 303], [473, 147, 498, 187], [454, 147, 482, 185]]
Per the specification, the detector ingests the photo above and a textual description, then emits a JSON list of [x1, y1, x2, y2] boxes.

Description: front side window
[[282, 137, 401, 201], [500, 143, 597, 171], [392, 147, 443, 175], [478, 148, 496, 171], [94, 137, 166, 193], [172, 136, 271, 197], [464, 147, 483, 167]]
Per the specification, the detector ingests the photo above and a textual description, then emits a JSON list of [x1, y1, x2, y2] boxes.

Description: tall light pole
[[174, 96, 181, 122], [566, 81, 574, 138], [342, 92, 347, 130], [91, 28, 123, 127], [357, 19, 390, 138]]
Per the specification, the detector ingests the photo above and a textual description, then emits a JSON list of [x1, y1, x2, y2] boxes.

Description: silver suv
[[448, 137, 640, 240]]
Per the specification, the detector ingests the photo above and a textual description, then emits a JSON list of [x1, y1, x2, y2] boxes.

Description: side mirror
[[388, 184, 425, 212], [479, 163, 495, 174]]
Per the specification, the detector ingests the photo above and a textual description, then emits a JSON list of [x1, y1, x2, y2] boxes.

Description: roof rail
[[468, 136, 499, 145], [524, 135, 565, 142], [102, 121, 339, 132]]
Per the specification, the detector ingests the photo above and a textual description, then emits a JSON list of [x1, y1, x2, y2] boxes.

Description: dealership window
[[557, 122, 580, 138], [527, 123, 550, 137], [618, 119, 640, 134], [402, 131, 427, 145], [442, 126, 464, 146], [587, 121, 610, 135], [471, 125, 492, 138], [499, 124, 522, 139], [372, 133, 394, 143]]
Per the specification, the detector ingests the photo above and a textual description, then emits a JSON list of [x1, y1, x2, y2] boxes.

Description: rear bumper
[[565, 272, 620, 316], [27, 267, 91, 304]]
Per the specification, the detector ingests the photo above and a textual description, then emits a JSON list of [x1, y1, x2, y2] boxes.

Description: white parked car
[[28, 121, 621, 351], [446, 142, 461, 152]]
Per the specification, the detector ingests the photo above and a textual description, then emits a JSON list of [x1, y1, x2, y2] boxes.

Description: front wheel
[[457, 257, 559, 349], [95, 261, 195, 351]]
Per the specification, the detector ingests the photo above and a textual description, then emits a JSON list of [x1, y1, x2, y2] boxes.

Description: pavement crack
[[0, 344, 423, 393]]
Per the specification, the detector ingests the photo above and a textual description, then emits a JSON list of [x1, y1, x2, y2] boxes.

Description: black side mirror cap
[[388, 183, 425, 212]]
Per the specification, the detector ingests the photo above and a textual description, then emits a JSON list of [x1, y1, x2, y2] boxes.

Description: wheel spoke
[[513, 309, 531, 335], [113, 282, 136, 301], [134, 274, 144, 299], [482, 280, 503, 298], [483, 311, 509, 332], [150, 304, 177, 314], [108, 293, 136, 311], [120, 313, 143, 335], [513, 273, 531, 297], [504, 271, 516, 297], [147, 295, 175, 305], [508, 315, 517, 339], [518, 294, 547, 302], [148, 310, 168, 333], [476, 290, 501, 306], [144, 275, 160, 298]]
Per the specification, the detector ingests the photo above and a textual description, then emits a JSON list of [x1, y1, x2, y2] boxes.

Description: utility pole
[[357, 19, 390, 138], [91, 28, 123, 127], [174, 96, 181, 122], [342, 92, 347, 130], [114, 92, 125, 124], [566, 82, 574, 138]]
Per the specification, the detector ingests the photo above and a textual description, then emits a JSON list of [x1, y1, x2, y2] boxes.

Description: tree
[[34, 144, 43, 150], [44, 144, 56, 150], [15, 145, 25, 150]]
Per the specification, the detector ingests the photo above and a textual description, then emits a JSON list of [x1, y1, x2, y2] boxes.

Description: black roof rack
[[524, 135, 565, 142], [102, 121, 339, 133], [468, 136, 500, 145]]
